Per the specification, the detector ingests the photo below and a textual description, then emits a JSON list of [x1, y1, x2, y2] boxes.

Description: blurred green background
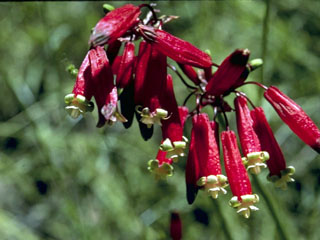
[[0, 1, 320, 239]]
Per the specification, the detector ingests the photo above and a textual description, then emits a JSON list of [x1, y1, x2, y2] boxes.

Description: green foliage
[[0, 1, 319, 239]]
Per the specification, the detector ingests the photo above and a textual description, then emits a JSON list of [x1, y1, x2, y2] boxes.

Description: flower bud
[[206, 49, 250, 96]]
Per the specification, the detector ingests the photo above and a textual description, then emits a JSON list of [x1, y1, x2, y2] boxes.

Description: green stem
[[212, 200, 233, 240], [252, 175, 291, 240]]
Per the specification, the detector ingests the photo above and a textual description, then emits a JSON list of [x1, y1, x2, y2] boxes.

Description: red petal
[[178, 106, 189, 127], [235, 95, 261, 156], [178, 63, 201, 85], [152, 29, 212, 68], [221, 130, 252, 198], [161, 75, 183, 142], [89, 4, 141, 46], [89, 46, 114, 127], [206, 49, 249, 96], [134, 41, 152, 105], [185, 126, 200, 204], [192, 113, 221, 178], [264, 86, 320, 153], [251, 107, 286, 176], [116, 41, 135, 88], [72, 51, 92, 100]]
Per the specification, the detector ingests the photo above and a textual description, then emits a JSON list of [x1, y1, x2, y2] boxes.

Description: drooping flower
[[206, 49, 250, 96], [221, 130, 259, 218], [139, 25, 212, 68], [160, 74, 187, 159], [185, 122, 200, 204], [65, 51, 94, 119], [88, 46, 116, 127], [134, 41, 154, 140], [234, 95, 269, 174], [135, 45, 169, 128], [264, 86, 320, 153], [148, 145, 174, 180], [170, 211, 182, 240], [192, 113, 228, 199], [251, 107, 295, 189], [116, 41, 135, 89], [89, 4, 141, 46]]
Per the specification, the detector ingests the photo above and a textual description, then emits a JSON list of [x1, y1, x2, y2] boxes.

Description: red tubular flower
[[221, 130, 259, 218], [139, 25, 212, 68], [178, 63, 201, 85], [116, 41, 135, 89], [178, 106, 189, 128], [65, 51, 94, 118], [170, 212, 182, 240], [160, 74, 187, 159], [210, 121, 220, 151], [134, 41, 153, 140], [264, 86, 320, 153], [251, 107, 295, 189], [154, 29, 212, 68], [185, 123, 200, 204], [235, 95, 269, 174], [192, 113, 227, 199], [101, 86, 126, 125], [135, 46, 169, 128], [134, 41, 152, 105], [89, 46, 117, 127], [89, 4, 141, 46], [148, 144, 174, 179], [205, 49, 250, 96]]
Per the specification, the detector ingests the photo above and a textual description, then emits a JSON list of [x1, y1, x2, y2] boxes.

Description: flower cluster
[[65, 4, 320, 218]]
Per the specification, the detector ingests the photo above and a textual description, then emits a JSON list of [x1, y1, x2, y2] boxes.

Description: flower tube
[[264, 86, 320, 153], [235, 95, 269, 174], [222, 130, 259, 218], [251, 107, 295, 189], [160, 75, 187, 159], [192, 113, 228, 199], [65, 51, 94, 118], [89, 4, 141, 46], [148, 146, 173, 180]]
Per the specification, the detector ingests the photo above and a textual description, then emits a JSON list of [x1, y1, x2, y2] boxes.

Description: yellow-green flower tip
[[160, 138, 174, 152], [267, 166, 295, 190], [147, 159, 173, 180], [166, 140, 187, 160], [65, 94, 94, 119], [139, 107, 169, 127], [244, 151, 269, 175], [229, 194, 259, 218], [197, 174, 228, 199]]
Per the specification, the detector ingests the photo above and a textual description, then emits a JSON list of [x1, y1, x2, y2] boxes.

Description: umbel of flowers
[[65, 4, 320, 218]]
